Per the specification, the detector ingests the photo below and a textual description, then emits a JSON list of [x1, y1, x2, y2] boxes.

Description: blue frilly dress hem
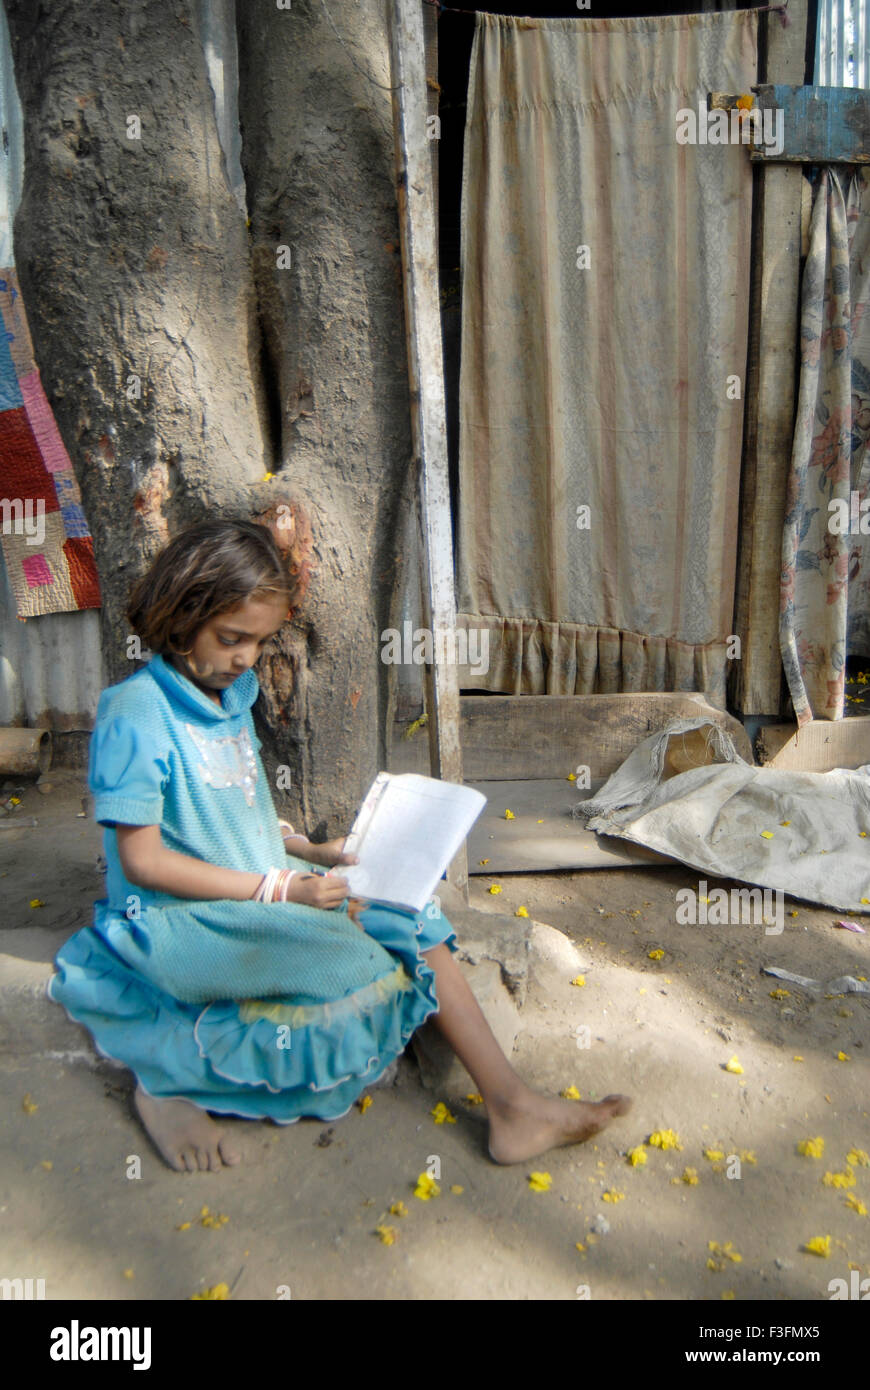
[[48, 900, 457, 1125]]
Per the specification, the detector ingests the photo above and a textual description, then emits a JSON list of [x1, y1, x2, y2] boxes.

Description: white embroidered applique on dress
[[185, 723, 259, 806]]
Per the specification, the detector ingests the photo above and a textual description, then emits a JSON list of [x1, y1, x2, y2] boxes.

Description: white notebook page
[[342, 774, 485, 910]]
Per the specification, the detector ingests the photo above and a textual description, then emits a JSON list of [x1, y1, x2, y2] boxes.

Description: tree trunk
[[236, 0, 412, 836], [3, 0, 412, 837], [2, 0, 269, 685]]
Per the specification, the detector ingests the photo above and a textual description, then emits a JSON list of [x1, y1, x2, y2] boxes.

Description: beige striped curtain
[[455, 10, 758, 703]]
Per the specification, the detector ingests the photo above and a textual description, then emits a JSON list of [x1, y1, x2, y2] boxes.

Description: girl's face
[[170, 593, 289, 703]]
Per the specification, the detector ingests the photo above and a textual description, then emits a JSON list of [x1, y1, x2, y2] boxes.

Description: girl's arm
[[116, 824, 355, 914], [117, 824, 264, 901], [281, 827, 357, 869]]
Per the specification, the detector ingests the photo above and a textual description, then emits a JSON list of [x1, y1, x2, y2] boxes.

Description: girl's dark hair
[[126, 519, 293, 656]]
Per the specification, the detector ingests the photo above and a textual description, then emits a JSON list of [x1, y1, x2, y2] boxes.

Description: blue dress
[[49, 653, 457, 1123]]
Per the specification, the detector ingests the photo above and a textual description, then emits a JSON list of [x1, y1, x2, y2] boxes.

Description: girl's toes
[[195, 1148, 211, 1172], [219, 1140, 241, 1167], [603, 1093, 632, 1116], [181, 1148, 198, 1173]]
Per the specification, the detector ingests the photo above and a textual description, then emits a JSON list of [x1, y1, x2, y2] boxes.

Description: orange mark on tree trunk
[[253, 499, 314, 617]]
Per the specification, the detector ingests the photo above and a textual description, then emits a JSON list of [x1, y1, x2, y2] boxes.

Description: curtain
[[780, 167, 870, 725], [455, 10, 758, 703]]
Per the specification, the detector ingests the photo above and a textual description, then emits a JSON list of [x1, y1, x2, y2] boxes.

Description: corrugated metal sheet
[[0, 2, 243, 733], [816, 0, 870, 87], [0, 552, 103, 727]]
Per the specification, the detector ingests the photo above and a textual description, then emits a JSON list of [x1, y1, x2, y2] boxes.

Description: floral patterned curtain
[[780, 167, 870, 725]]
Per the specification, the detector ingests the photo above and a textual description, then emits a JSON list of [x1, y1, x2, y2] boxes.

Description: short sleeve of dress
[[88, 713, 170, 826]]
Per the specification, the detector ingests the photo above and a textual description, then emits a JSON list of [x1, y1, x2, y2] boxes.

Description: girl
[[50, 518, 630, 1173]]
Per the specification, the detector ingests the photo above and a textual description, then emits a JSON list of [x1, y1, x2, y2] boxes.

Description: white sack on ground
[[573, 718, 870, 914]]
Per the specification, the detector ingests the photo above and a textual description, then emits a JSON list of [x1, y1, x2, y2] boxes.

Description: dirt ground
[[1, 770, 868, 1302]]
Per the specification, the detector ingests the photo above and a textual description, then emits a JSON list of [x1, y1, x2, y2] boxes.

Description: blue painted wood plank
[[750, 84, 870, 162]]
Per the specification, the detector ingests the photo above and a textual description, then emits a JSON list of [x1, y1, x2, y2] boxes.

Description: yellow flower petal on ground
[[648, 948, 664, 960], [708, 1240, 742, 1266], [861, 898, 870, 905], [837, 1051, 851, 1061], [567, 773, 577, 782], [515, 906, 529, 918], [465, 1092, 483, 1104], [413, 1173, 440, 1200], [626, 1146, 647, 1166], [846, 1148, 869, 1167], [844, 1194, 868, 1215], [356, 1094, 372, 1113], [803, 1236, 832, 1257], [725, 1056, 744, 1074], [528, 1171, 552, 1192], [797, 1137, 825, 1158], [504, 809, 515, 820], [21, 1094, 37, 1115], [450, 1185, 464, 1195], [575, 1241, 586, 1253], [176, 1222, 192, 1231], [431, 1101, 456, 1125], [822, 1168, 856, 1189], [40, 1160, 52, 1171], [739, 1150, 758, 1165], [769, 989, 790, 1000], [703, 1149, 724, 1161], [29, 899, 45, 909], [375, 1224, 397, 1245], [200, 1211, 229, 1228], [570, 975, 585, 987], [793, 1055, 804, 1062], [561, 1085, 581, 1100], [537, 819, 544, 823], [779, 820, 791, 827], [721, 1290, 736, 1300], [9, 795, 20, 805], [389, 1201, 408, 1217], [681, 1168, 700, 1185], [191, 1283, 230, 1300], [122, 1269, 134, 1280], [478, 859, 489, 866], [602, 1189, 625, 1203], [647, 1129, 683, 1151], [488, 884, 502, 895], [760, 830, 774, 839]]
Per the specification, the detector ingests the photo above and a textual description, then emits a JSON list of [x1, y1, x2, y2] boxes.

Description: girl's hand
[[304, 837, 359, 870], [286, 872, 350, 912], [284, 873, 369, 928]]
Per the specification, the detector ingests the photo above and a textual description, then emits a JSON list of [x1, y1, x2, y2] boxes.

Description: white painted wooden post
[[389, 0, 468, 899]]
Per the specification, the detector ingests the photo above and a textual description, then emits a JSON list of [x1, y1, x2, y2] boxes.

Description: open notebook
[[338, 773, 486, 914]]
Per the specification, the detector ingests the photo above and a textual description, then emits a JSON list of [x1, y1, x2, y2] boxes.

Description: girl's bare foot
[[487, 1089, 632, 1165], [134, 1083, 242, 1173]]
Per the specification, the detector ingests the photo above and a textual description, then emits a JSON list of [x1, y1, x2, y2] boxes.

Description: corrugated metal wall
[[816, 0, 870, 86], [0, 1, 244, 735]]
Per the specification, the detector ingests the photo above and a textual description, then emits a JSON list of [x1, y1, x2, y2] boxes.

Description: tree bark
[[3, 0, 412, 837], [2, 0, 269, 688], [236, 0, 412, 836]]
